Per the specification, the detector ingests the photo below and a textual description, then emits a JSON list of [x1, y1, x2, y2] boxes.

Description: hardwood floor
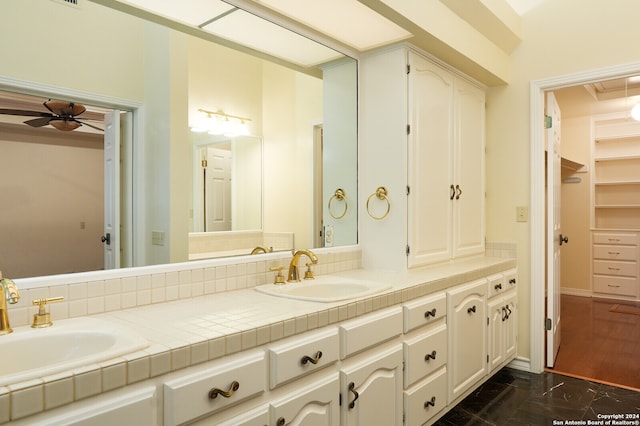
[[549, 295, 640, 390]]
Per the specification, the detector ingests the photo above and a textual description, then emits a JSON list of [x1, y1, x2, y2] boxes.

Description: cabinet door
[[407, 51, 455, 267], [452, 77, 485, 259], [340, 344, 403, 426], [503, 292, 517, 361], [270, 373, 339, 426], [487, 297, 505, 372], [447, 279, 487, 403]]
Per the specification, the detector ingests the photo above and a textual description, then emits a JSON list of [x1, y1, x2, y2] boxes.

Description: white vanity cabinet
[[269, 372, 340, 426], [487, 270, 518, 373], [402, 291, 448, 426], [447, 279, 487, 403], [360, 45, 485, 271]]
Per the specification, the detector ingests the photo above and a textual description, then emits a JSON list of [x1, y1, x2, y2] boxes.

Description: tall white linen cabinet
[[360, 45, 486, 271]]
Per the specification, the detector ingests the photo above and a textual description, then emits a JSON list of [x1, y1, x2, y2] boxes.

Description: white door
[[407, 52, 454, 267], [103, 110, 120, 269], [206, 147, 232, 231], [546, 92, 562, 368]]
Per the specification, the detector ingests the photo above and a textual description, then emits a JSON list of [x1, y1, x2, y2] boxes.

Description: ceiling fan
[[0, 99, 103, 132]]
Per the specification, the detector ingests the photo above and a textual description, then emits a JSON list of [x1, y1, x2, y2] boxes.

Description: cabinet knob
[[467, 305, 477, 314], [208, 381, 239, 399], [424, 396, 436, 409], [301, 350, 323, 365], [424, 308, 437, 318], [559, 234, 569, 246], [424, 350, 437, 361], [276, 417, 286, 426], [348, 382, 360, 409], [494, 283, 502, 291]]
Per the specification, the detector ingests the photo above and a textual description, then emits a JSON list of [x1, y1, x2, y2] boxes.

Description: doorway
[[0, 82, 137, 278], [531, 62, 640, 380]]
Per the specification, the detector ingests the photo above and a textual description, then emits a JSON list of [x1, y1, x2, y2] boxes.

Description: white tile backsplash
[[7, 247, 362, 328]]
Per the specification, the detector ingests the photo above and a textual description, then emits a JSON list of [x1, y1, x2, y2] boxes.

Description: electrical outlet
[[516, 206, 529, 222], [152, 231, 165, 246], [324, 225, 334, 247]]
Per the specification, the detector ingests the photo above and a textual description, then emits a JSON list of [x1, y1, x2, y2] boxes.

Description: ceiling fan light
[[631, 104, 640, 121], [50, 120, 81, 131]]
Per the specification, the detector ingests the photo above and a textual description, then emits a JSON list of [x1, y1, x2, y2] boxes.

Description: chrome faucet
[[0, 271, 20, 335], [288, 249, 318, 282]]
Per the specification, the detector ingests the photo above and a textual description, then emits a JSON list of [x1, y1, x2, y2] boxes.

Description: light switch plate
[[516, 206, 529, 222], [152, 231, 165, 246]]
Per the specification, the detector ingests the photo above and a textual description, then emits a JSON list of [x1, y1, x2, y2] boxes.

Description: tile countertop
[[1, 256, 516, 418]]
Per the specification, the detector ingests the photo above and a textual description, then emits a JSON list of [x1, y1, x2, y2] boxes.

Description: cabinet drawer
[[403, 324, 447, 388], [403, 367, 447, 426], [593, 275, 638, 297], [593, 260, 637, 277], [593, 232, 637, 245], [340, 306, 403, 358], [269, 327, 339, 389], [164, 351, 266, 426], [487, 273, 505, 298], [593, 245, 637, 261], [403, 292, 446, 333]]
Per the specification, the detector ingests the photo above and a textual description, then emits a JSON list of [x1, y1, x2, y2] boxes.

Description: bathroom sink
[[0, 317, 148, 386], [255, 275, 392, 302]]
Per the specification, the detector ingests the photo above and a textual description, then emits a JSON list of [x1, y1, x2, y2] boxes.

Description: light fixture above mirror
[[191, 108, 251, 136]]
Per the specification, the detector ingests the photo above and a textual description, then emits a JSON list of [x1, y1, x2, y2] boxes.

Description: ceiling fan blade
[[24, 117, 53, 127], [0, 108, 53, 118], [74, 119, 104, 132]]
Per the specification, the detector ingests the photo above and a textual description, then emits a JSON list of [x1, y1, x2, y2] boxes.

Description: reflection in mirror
[[0, 0, 357, 280]]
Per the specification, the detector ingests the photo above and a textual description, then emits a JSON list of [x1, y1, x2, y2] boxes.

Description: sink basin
[[255, 275, 391, 302], [0, 317, 148, 386]]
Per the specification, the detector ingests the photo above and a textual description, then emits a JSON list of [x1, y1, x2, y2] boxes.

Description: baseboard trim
[[560, 287, 592, 297], [507, 356, 532, 373]]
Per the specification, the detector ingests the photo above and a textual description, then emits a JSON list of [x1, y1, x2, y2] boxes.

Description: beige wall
[[485, 0, 640, 362], [559, 116, 591, 294], [0, 129, 103, 278]]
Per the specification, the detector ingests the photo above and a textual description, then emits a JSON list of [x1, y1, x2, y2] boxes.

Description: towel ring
[[328, 188, 348, 219], [366, 187, 391, 220]]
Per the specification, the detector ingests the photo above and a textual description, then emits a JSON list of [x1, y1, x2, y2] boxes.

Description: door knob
[[101, 233, 111, 245], [559, 234, 568, 246]]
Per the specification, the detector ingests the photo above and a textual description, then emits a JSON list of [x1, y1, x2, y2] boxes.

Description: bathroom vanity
[[2, 255, 516, 425]]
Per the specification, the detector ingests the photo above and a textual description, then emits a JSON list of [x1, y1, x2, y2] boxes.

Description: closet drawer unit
[[269, 327, 339, 389], [403, 324, 447, 388], [593, 260, 637, 277], [403, 292, 446, 333], [339, 306, 403, 359], [593, 233, 637, 246], [164, 351, 266, 426], [593, 245, 637, 261], [403, 367, 447, 426], [593, 275, 638, 297]]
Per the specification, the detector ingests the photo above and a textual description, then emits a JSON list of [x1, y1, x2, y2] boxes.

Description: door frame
[[0, 75, 144, 267], [529, 61, 640, 373]]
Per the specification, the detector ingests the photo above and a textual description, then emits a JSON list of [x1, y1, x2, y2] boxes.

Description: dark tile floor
[[434, 367, 640, 426]]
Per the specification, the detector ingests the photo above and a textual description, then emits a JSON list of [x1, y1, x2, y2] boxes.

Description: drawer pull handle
[[467, 305, 477, 314], [608, 238, 620, 242], [494, 283, 502, 291], [424, 308, 437, 318], [277, 417, 286, 426], [502, 306, 508, 322], [450, 184, 455, 200], [348, 382, 360, 409], [424, 350, 437, 361], [505, 305, 512, 319], [608, 267, 621, 271], [301, 351, 323, 365], [608, 251, 620, 255], [509, 278, 516, 285], [208, 381, 239, 399], [424, 396, 436, 409], [607, 284, 621, 288]]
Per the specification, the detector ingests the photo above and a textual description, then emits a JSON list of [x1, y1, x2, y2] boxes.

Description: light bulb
[[631, 104, 640, 121]]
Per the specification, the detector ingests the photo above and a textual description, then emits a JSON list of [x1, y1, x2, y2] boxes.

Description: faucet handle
[[304, 263, 315, 280], [31, 296, 64, 328], [269, 267, 286, 285]]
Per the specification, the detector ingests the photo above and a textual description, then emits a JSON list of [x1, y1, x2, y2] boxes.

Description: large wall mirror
[[0, 0, 357, 279]]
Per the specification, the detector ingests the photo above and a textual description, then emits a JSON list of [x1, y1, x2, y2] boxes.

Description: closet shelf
[[560, 156, 585, 171], [595, 204, 640, 209], [594, 180, 640, 186], [594, 155, 640, 162]]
